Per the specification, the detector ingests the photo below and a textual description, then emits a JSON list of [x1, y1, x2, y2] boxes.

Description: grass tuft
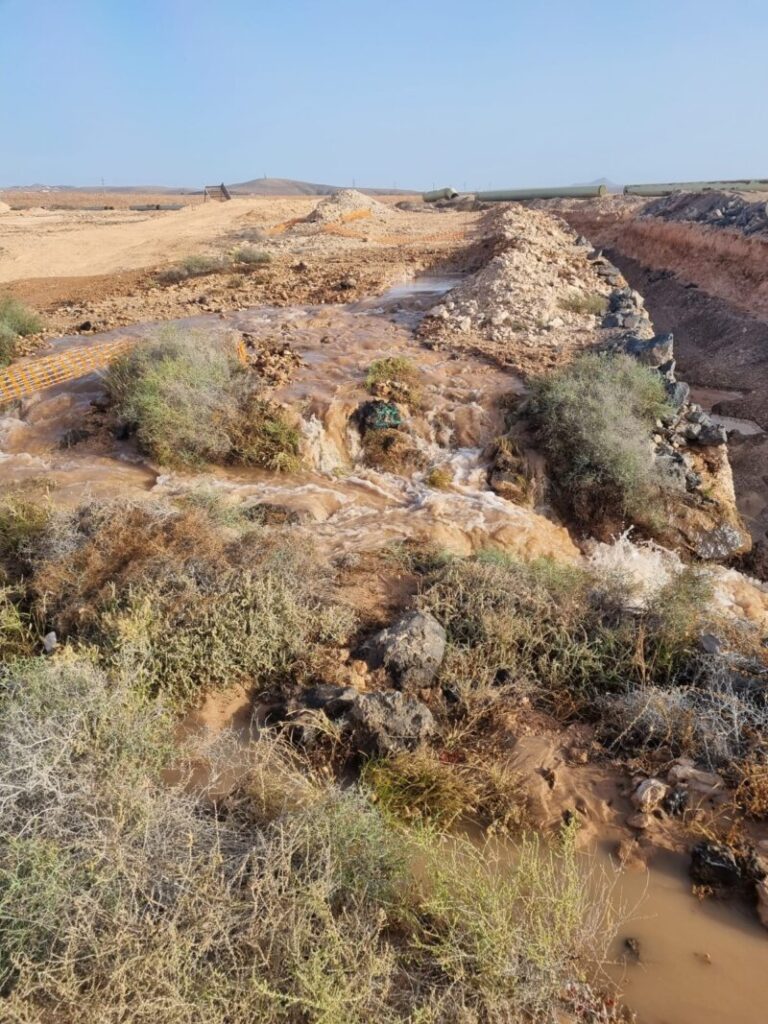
[[558, 292, 608, 316], [233, 245, 272, 266]]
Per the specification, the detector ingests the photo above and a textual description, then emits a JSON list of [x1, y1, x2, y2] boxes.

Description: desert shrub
[[527, 353, 673, 530], [0, 656, 616, 1023], [30, 499, 354, 704], [0, 323, 16, 366], [425, 465, 453, 490], [0, 588, 34, 659], [558, 292, 608, 316], [156, 253, 229, 283], [233, 245, 272, 266], [362, 748, 528, 834], [106, 328, 301, 470], [362, 428, 428, 472], [228, 392, 301, 471], [365, 355, 422, 406], [599, 666, 768, 769], [420, 553, 709, 717], [0, 493, 51, 581], [0, 296, 42, 338], [0, 298, 42, 366]]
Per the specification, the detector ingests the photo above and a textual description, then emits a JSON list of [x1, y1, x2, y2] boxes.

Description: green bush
[[527, 353, 673, 529], [365, 355, 422, 405], [106, 328, 300, 470], [0, 655, 616, 1023]]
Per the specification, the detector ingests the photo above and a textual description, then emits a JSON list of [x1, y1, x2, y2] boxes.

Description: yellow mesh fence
[[0, 334, 249, 404]]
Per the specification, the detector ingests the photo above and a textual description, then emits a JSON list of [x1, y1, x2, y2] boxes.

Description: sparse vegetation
[[420, 552, 711, 718], [362, 427, 427, 472], [558, 291, 608, 316], [365, 355, 422, 406], [233, 245, 272, 266], [527, 353, 673, 530], [106, 328, 301, 469], [363, 748, 529, 833], [425, 464, 453, 489], [28, 499, 353, 705], [0, 655, 616, 1023], [0, 297, 42, 366], [156, 253, 230, 284]]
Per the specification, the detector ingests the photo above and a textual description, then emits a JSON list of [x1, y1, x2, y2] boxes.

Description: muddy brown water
[[2, 275, 768, 1020]]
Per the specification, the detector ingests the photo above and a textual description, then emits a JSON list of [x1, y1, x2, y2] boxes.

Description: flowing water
[[2, 276, 767, 1021]]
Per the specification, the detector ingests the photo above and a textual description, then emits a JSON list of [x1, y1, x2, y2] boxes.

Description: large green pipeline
[[423, 187, 458, 202], [625, 179, 768, 196], [475, 185, 607, 201]]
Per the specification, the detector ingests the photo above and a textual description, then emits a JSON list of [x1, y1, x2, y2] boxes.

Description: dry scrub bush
[[362, 428, 428, 473], [527, 353, 673, 531], [420, 553, 710, 717], [598, 668, 768, 770], [558, 292, 608, 316], [0, 655, 616, 1023], [233, 245, 272, 266], [106, 328, 300, 470], [156, 253, 230, 283], [31, 499, 355, 704]]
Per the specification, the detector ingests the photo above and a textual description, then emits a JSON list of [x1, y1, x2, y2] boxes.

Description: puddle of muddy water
[[604, 846, 768, 1024]]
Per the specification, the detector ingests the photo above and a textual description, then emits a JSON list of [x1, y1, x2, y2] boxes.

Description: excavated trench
[[3, 260, 768, 1021]]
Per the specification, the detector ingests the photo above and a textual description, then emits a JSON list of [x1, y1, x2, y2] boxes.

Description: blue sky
[[2, 0, 767, 189]]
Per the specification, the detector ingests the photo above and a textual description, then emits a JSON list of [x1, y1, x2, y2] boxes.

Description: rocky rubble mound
[[641, 190, 768, 238], [305, 188, 394, 225], [419, 204, 618, 374]]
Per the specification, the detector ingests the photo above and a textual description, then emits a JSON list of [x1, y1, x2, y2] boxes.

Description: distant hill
[[2, 178, 415, 196], [227, 177, 414, 196]]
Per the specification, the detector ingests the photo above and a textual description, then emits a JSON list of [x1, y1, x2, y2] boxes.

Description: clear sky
[[2, 0, 767, 190]]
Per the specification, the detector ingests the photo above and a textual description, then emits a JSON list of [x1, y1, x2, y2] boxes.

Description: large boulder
[[365, 610, 446, 692], [345, 691, 435, 755], [624, 331, 675, 367]]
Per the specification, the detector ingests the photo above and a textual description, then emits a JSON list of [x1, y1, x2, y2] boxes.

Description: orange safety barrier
[[0, 333, 250, 405]]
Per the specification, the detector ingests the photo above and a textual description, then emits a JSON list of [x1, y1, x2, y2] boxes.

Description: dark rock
[[662, 786, 688, 817], [365, 610, 446, 692], [77, 320, 92, 332], [698, 633, 724, 656], [345, 690, 435, 755], [337, 276, 357, 291], [690, 841, 743, 890], [624, 332, 675, 367], [624, 937, 642, 963], [301, 684, 357, 718], [602, 312, 623, 329], [666, 381, 690, 408], [693, 522, 749, 561]]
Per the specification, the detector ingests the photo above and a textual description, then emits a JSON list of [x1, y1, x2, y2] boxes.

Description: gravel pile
[[419, 204, 615, 374], [641, 191, 768, 238], [305, 188, 393, 225]]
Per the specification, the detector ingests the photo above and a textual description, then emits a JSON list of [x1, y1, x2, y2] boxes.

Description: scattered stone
[[364, 610, 446, 692], [626, 812, 653, 830], [623, 332, 674, 367], [667, 760, 724, 796], [42, 631, 57, 654], [632, 777, 668, 812], [301, 684, 358, 717]]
